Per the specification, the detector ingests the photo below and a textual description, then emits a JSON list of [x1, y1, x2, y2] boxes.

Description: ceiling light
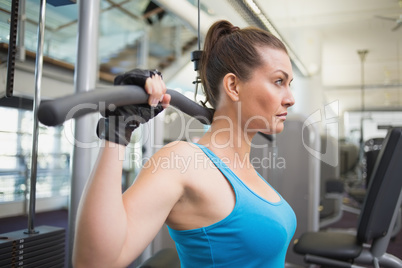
[[245, 0, 261, 15]]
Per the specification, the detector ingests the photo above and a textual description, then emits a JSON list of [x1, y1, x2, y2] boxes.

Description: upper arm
[[115, 142, 188, 266]]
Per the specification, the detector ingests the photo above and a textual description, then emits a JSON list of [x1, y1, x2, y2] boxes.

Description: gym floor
[[0, 209, 401, 267]]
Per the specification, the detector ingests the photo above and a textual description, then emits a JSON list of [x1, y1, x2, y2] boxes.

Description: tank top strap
[[193, 143, 239, 185]]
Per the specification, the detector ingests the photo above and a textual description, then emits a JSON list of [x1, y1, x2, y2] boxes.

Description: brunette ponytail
[[199, 20, 287, 108]]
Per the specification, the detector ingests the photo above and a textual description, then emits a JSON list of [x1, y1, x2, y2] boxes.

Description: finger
[[144, 77, 153, 95], [161, 93, 171, 109], [144, 76, 159, 107], [144, 77, 156, 107], [149, 75, 166, 107], [154, 74, 166, 94]]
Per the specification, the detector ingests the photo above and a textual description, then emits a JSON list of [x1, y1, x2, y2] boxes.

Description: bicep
[[116, 152, 184, 265]]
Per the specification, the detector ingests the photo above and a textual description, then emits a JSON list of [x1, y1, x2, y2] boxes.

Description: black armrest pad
[[305, 254, 353, 268], [293, 231, 362, 260]]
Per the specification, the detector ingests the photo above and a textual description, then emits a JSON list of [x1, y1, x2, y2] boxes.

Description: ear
[[222, 73, 240, 102]]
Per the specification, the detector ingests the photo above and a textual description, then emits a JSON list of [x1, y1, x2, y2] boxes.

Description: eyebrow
[[274, 70, 293, 82]]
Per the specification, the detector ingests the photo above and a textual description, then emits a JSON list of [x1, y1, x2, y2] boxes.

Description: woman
[[73, 20, 296, 267]]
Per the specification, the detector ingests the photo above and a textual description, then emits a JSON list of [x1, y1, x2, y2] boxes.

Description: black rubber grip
[[37, 85, 214, 127]]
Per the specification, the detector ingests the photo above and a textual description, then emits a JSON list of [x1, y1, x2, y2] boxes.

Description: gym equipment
[[293, 127, 402, 268], [5, 0, 19, 98], [0, 226, 65, 268], [38, 85, 214, 127], [319, 134, 344, 228], [0, 1, 70, 267], [364, 137, 384, 187], [319, 178, 344, 228], [67, 1, 101, 266]]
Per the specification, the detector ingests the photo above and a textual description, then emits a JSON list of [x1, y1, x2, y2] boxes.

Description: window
[[0, 106, 71, 203]]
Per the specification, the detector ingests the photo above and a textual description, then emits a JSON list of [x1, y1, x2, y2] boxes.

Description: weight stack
[[0, 225, 65, 268]]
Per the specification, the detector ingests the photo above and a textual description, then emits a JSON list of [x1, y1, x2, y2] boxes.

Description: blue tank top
[[167, 143, 297, 267]]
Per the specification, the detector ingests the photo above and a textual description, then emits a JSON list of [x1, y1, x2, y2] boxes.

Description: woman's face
[[237, 47, 295, 135]]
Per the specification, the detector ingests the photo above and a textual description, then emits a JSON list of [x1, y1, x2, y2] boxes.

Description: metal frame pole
[[17, 0, 26, 62], [68, 0, 100, 266], [357, 49, 368, 183], [26, 0, 46, 235], [358, 50, 368, 144]]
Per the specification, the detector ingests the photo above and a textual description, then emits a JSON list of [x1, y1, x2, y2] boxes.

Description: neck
[[197, 103, 256, 158]]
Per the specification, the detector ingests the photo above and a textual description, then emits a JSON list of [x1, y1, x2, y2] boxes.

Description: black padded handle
[[38, 85, 214, 126]]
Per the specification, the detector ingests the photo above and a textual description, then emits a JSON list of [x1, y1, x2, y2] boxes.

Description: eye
[[275, 79, 283, 85]]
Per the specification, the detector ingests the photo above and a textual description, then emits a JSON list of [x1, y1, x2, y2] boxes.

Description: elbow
[[72, 254, 98, 268], [72, 247, 125, 268], [72, 245, 91, 268]]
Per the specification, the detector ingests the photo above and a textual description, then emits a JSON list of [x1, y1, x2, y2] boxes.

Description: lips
[[276, 112, 287, 120]]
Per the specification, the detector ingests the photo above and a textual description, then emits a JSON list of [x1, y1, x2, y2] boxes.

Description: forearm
[[73, 141, 130, 267]]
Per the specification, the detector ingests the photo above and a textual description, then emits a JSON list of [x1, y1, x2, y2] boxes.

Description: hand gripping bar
[[37, 85, 214, 127]]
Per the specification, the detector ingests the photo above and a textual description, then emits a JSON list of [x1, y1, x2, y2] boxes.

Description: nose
[[283, 88, 295, 107]]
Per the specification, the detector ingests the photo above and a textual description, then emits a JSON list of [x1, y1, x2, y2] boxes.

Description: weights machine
[[0, 1, 76, 267]]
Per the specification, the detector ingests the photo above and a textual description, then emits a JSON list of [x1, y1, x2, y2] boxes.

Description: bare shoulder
[[122, 141, 202, 214], [140, 140, 201, 178], [155, 140, 200, 156]]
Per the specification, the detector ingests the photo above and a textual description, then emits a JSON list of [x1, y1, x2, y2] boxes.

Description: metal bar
[[197, 0, 200, 50], [37, 86, 215, 127], [68, 0, 100, 265], [137, 28, 149, 69], [26, 0, 47, 235], [17, 0, 26, 62]]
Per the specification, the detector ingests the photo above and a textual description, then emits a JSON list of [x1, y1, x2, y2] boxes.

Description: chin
[[272, 122, 285, 134], [249, 120, 285, 135]]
